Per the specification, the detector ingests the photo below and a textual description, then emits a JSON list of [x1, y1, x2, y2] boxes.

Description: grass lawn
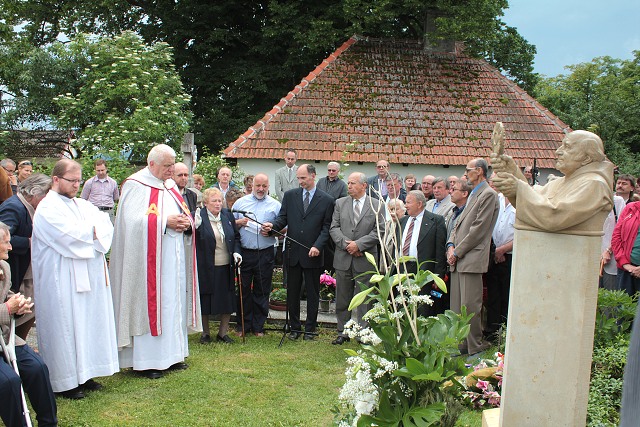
[[53, 324, 484, 426]]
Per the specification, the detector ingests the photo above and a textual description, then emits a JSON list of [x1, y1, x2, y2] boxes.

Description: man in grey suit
[[263, 164, 334, 340], [329, 172, 384, 344], [400, 190, 447, 317], [446, 158, 499, 356], [366, 159, 389, 199], [425, 177, 455, 221], [274, 149, 299, 200]]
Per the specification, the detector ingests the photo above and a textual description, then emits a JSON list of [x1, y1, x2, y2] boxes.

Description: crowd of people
[[1, 132, 636, 425]]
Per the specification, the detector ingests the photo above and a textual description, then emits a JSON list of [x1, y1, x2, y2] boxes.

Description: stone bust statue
[[490, 129, 613, 236]]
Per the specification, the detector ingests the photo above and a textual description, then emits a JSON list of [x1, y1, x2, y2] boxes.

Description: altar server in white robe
[[110, 144, 201, 380], [32, 159, 118, 398]]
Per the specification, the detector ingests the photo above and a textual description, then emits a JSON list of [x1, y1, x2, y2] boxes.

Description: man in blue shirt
[[233, 174, 281, 336]]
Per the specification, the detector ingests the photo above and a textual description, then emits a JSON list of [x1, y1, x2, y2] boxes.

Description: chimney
[[423, 9, 456, 53]]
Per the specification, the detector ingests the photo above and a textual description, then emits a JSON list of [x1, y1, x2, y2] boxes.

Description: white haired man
[[110, 144, 201, 380]]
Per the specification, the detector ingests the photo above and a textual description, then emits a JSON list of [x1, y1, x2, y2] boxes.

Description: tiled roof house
[[223, 35, 569, 181], [3, 130, 74, 161]]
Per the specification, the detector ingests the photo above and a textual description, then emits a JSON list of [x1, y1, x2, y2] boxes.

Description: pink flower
[[476, 380, 489, 391], [320, 272, 336, 287]]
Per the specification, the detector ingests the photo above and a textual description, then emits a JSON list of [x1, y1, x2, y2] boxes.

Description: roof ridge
[[223, 36, 361, 157]]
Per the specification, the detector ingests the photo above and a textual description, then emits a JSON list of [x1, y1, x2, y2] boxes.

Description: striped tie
[[303, 191, 310, 212], [402, 217, 415, 256], [353, 199, 361, 225]]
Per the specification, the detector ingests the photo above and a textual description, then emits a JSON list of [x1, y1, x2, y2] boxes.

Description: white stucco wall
[[231, 158, 559, 197]]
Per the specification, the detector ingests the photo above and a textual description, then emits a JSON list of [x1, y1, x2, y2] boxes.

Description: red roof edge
[[223, 36, 361, 158]]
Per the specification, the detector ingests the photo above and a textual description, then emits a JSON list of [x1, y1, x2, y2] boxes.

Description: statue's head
[[555, 130, 605, 176]]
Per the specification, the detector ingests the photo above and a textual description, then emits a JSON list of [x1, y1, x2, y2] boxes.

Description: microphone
[[231, 209, 254, 215]]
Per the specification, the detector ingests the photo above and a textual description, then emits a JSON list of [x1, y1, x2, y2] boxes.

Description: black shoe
[[216, 334, 234, 344], [332, 336, 350, 345], [168, 362, 188, 371], [303, 333, 315, 341], [140, 369, 163, 379], [288, 331, 301, 340], [199, 334, 212, 344], [81, 379, 104, 391], [57, 386, 85, 400]]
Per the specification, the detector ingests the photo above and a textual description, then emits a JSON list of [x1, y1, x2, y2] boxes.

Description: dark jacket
[[195, 208, 241, 293], [271, 187, 334, 269], [399, 210, 447, 278], [0, 195, 32, 292]]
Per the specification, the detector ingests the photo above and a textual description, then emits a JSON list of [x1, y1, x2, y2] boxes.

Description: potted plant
[[269, 287, 287, 311], [319, 271, 336, 312]]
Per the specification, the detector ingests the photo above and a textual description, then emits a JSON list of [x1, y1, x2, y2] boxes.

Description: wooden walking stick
[[235, 264, 246, 344]]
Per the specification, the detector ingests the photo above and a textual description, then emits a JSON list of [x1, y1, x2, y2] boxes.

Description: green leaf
[[401, 403, 446, 427], [343, 348, 358, 357], [365, 251, 377, 268], [348, 287, 373, 311], [370, 273, 385, 283], [432, 274, 447, 293]]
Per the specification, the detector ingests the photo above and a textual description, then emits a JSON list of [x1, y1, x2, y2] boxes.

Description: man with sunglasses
[[317, 162, 347, 201]]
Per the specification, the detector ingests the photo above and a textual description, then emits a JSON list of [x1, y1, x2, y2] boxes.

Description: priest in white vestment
[[32, 159, 119, 398], [110, 144, 201, 380]]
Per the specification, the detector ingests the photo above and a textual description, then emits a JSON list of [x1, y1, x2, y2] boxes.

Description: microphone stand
[[234, 212, 318, 347]]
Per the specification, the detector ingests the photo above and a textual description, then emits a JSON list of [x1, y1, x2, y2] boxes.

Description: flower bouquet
[[319, 270, 336, 300], [461, 352, 504, 408]]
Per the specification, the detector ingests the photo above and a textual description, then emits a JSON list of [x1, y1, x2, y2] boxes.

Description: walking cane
[[236, 265, 246, 344], [1, 317, 33, 427]]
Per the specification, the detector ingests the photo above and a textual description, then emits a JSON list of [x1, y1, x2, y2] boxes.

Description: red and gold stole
[[146, 187, 162, 335]]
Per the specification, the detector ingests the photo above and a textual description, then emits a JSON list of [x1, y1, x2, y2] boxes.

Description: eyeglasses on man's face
[[59, 176, 81, 184]]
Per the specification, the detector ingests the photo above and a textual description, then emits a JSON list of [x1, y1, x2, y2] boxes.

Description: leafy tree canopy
[[1, 0, 537, 153], [534, 52, 640, 175], [1, 30, 192, 164]]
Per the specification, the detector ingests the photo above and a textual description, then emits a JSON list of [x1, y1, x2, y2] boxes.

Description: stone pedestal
[[482, 408, 500, 427], [499, 229, 600, 426]]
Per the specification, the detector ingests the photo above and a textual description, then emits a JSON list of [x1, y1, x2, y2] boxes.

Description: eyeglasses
[[59, 177, 81, 184], [2, 167, 15, 174], [465, 167, 479, 172], [175, 173, 189, 177], [327, 169, 338, 172], [18, 161, 32, 167]]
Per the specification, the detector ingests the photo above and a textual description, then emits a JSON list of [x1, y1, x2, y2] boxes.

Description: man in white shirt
[[399, 190, 447, 316]]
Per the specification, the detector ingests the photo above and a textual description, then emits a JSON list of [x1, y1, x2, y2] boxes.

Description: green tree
[[53, 32, 192, 162], [534, 52, 640, 174], [1, 0, 537, 153]]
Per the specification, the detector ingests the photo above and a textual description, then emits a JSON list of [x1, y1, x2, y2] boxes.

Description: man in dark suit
[[447, 158, 499, 356], [173, 163, 198, 213], [0, 173, 51, 340], [263, 164, 334, 340], [366, 159, 390, 199], [399, 190, 447, 317], [329, 172, 384, 344]]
